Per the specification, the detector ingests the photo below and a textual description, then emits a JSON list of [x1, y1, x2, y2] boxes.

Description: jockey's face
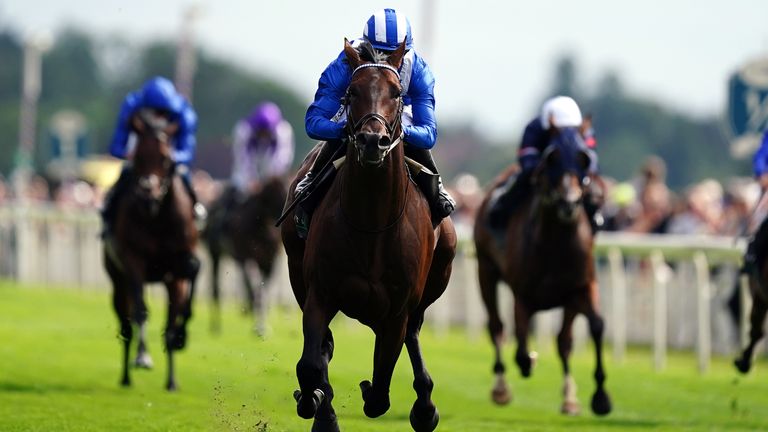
[[255, 128, 273, 141]]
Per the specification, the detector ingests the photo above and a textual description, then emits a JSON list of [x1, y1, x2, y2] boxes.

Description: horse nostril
[[378, 135, 391, 148], [356, 133, 367, 144]]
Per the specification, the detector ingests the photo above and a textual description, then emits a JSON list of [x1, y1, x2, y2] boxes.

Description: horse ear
[[388, 39, 407, 69], [344, 38, 361, 69]]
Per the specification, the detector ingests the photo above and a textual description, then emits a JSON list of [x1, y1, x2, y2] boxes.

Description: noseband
[[342, 63, 405, 159]]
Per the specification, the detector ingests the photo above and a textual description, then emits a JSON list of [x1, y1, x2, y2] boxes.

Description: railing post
[[650, 250, 668, 371], [739, 273, 752, 349], [608, 247, 626, 363], [693, 252, 711, 374]]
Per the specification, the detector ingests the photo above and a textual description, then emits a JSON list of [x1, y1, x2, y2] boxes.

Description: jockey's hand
[[759, 173, 768, 190]]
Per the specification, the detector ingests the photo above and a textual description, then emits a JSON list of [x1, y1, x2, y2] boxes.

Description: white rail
[[0, 207, 757, 373]]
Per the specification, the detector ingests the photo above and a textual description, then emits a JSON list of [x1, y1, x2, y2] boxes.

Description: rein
[[338, 62, 409, 233]]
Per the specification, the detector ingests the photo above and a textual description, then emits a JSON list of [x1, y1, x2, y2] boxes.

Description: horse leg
[[360, 316, 408, 419], [241, 261, 257, 316], [577, 286, 612, 416], [254, 261, 275, 338], [164, 278, 190, 391], [134, 318, 153, 369], [295, 296, 337, 422], [477, 254, 509, 404], [310, 329, 339, 432], [514, 300, 535, 378], [111, 278, 132, 386], [209, 248, 222, 334], [557, 306, 580, 415], [735, 293, 768, 374], [405, 310, 439, 432]]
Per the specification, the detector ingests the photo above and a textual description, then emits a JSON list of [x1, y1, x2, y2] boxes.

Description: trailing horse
[[203, 176, 287, 335], [103, 109, 200, 391], [473, 127, 612, 415], [280, 39, 456, 432]]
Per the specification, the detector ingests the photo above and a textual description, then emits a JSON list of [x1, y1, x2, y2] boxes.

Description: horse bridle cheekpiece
[[343, 63, 405, 162]]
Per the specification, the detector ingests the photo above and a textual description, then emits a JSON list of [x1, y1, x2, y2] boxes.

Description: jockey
[[743, 129, 768, 273], [231, 102, 295, 194], [488, 96, 602, 231], [293, 8, 455, 237], [101, 76, 205, 235]]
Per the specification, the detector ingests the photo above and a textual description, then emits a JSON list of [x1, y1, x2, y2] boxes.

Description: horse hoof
[[120, 377, 131, 387], [134, 353, 154, 369], [295, 389, 324, 419], [410, 402, 439, 432], [590, 389, 612, 416], [360, 380, 390, 418], [516, 351, 536, 378], [491, 382, 511, 405], [311, 414, 340, 432], [166, 382, 178, 392], [734, 357, 752, 374], [561, 400, 581, 416]]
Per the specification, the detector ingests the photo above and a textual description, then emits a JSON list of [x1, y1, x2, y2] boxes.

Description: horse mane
[[356, 40, 389, 64]]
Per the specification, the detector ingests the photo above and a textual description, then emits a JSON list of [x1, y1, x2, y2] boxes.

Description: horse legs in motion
[[165, 255, 200, 390], [477, 251, 511, 405], [208, 243, 223, 334], [735, 282, 767, 373]]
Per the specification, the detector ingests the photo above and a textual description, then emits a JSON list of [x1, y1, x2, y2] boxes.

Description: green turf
[[1, 281, 767, 431]]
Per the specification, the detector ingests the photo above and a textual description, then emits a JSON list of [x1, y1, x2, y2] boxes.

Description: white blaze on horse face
[[562, 174, 582, 203]]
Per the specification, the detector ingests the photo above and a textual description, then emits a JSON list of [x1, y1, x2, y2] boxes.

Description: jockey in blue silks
[[101, 76, 205, 235], [743, 130, 768, 273], [292, 8, 455, 238], [488, 96, 603, 232]]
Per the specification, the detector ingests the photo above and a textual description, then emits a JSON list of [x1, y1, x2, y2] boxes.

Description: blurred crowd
[[0, 153, 762, 241]]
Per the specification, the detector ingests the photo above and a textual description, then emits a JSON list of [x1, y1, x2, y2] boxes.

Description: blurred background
[[0, 0, 766, 347]]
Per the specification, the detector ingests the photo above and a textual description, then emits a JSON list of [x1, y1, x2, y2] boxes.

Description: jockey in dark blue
[[743, 129, 768, 272], [293, 8, 455, 237], [101, 76, 205, 235], [488, 96, 602, 231]]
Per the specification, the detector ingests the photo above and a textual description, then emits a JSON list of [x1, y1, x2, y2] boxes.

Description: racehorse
[[734, 235, 768, 374], [280, 39, 457, 432], [203, 176, 287, 335], [103, 109, 200, 391], [473, 127, 612, 416]]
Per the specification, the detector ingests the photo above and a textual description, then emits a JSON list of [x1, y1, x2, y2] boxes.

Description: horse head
[[130, 108, 179, 210], [533, 127, 593, 222], [342, 38, 406, 167]]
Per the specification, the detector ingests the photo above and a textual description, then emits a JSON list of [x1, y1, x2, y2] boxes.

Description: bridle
[[342, 63, 405, 161], [338, 62, 409, 233], [134, 109, 175, 216]]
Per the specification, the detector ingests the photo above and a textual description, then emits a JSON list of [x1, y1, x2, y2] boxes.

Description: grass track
[[1, 281, 768, 431]]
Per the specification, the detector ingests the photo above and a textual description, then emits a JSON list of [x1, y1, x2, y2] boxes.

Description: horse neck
[[341, 143, 408, 230]]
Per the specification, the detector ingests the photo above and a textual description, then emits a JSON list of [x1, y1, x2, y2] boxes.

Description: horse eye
[[390, 88, 401, 99]]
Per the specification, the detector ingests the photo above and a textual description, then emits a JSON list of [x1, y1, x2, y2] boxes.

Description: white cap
[[540, 96, 582, 129]]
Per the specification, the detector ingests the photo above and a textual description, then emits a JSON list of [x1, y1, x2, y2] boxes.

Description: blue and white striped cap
[[363, 8, 413, 51]]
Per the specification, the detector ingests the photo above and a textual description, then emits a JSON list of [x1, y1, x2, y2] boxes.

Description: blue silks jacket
[[305, 42, 437, 149]]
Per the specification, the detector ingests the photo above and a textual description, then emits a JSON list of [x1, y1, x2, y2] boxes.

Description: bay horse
[[734, 225, 768, 374], [103, 108, 200, 391], [473, 127, 612, 416], [203, 176, 287, 335], [280, 39, 456, 432]]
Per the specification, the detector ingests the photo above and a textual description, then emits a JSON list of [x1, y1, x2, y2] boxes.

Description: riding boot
[[294, 140, 343, 239], [101, 165, 134, 238], [487, 170, 532, 231], [178, 166, 207, 221], [404, 146, 456, 224]]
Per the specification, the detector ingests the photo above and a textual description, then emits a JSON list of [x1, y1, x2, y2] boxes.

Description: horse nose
[[356, 132, 388, 147]]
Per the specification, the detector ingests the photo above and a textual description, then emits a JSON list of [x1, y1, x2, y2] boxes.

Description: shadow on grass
[[0, 380, 94, 394]]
